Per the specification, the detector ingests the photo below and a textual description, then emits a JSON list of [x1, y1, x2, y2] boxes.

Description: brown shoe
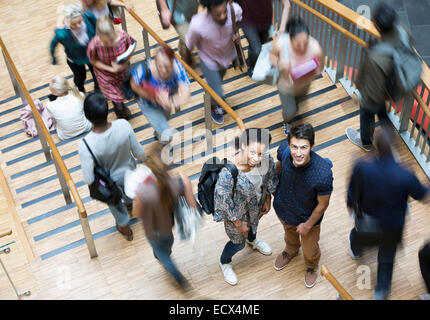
[[304, 268, 318, 288], [116, 224, 133, 241], [274, 251, 295, 271]]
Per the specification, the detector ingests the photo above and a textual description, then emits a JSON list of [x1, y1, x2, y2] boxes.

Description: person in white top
[[46, 76, 92, 140]]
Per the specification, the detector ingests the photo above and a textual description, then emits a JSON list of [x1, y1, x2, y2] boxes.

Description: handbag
[[252, 33, 290, 86], [156, 0, 177, 29], [83, 139, 122, 205], [229, 1, 247, 72], [108, 4, 124, 25], [251, 41, 279, 86], [173, 178, 203, 242]]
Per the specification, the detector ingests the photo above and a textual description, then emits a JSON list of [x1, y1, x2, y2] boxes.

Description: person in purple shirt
[[186, 0, 242, 125]]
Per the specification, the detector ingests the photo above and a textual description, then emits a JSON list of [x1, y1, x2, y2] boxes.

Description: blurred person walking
[[87, 16, 136, 119], [186, 0, 243, 125], [419, 241, 430, 300], [78, 92, 146, 241], [130, 45, 191, 144], [346, 2, 420, 152], [156, 0, 199, 66], [273, 123, 333, 288], [270, 4, 324, 137], [81, 0, 133, 20], [239, 0, 289, 72], [133, 144, 197, 289], [214, 128, 278, 285], [50, 3, 99, 93], [347, 128, 429, 300]]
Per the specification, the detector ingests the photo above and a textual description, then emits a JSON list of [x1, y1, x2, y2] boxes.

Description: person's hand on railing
[[124, 2, 134, 12], [232, 32, 241, 44]]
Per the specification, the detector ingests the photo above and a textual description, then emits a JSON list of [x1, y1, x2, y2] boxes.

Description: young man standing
[[273, 123, 333, 288], [186, 0, 242, 125]]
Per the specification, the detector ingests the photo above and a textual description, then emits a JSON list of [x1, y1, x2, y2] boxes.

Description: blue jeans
[[107, 178, 131, 227], [359, 101, 390, 145], [200, 59, 227, 107], [137, 98, 174, 142], [147, 232, 184, 285], [349, 228, 400, 292], [242, 24, 270, 70], [220, 231, 257, 264]]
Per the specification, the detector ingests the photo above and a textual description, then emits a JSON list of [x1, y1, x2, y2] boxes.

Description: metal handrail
[[122, 3, 246, 131], [321, 265, 354, 300], [0, 36, 97, 259]]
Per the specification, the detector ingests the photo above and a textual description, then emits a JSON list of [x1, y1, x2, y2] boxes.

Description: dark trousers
[[359, 100, 390, 145], [419, 242, 430, 293], [220, 231, 256, 264], [66, 60, 99, 92], [242, 24, 270, 70], [349, 228, 401, 292]]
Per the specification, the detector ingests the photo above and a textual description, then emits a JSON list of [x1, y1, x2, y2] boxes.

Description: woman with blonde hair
[[81, 0, 133, 20], [87, 16, 136, 119], [46, 76, 92, 140], [133, 144, 196, 289], [50, 2, 99, 93]]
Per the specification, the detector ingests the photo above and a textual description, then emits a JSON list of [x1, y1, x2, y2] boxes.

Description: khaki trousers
[[282, 221, 321, 270]]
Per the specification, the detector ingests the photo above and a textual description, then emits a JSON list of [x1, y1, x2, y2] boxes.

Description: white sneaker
[[246, 238, 272, 255], [219, 261, 238, 286]]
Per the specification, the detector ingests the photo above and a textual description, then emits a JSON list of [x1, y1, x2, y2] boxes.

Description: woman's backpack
[[197, 157, 238, 215]]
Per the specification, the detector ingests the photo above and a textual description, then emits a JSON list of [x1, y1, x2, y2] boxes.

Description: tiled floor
[[337, 0, 430, 67]]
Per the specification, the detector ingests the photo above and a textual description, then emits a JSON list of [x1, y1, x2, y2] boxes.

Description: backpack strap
[[83, 138, 101, 168], [222, 159, 239, 200]]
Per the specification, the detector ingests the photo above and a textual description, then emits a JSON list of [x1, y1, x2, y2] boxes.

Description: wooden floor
[[0, 0, 429, 300]]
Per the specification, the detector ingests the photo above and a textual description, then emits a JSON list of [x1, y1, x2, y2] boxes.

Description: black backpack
[[197, 157, 239, 215], [83, 139, 122, 205]]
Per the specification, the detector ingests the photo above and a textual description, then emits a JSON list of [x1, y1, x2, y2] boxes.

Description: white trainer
[[219, 261, 238, 286], [246, 238, 272, 255]]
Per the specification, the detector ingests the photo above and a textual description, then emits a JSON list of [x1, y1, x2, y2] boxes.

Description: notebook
[[290, 57, 320, 81], [116, 42, 137, 64]]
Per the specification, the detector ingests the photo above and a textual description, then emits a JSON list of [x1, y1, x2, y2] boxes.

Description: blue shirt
[[273, 141, 334, 226], [131, 59, 190, 107], [347, 156, 428, 231]]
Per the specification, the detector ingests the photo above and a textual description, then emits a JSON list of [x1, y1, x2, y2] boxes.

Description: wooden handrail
[[123, 5, 246, 130], [0, 229, 12, 239], [290, 0, 367, 47], [0, 36, 88, 219], [292, 0, 430, 122], [321, 265, 354, 300]]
